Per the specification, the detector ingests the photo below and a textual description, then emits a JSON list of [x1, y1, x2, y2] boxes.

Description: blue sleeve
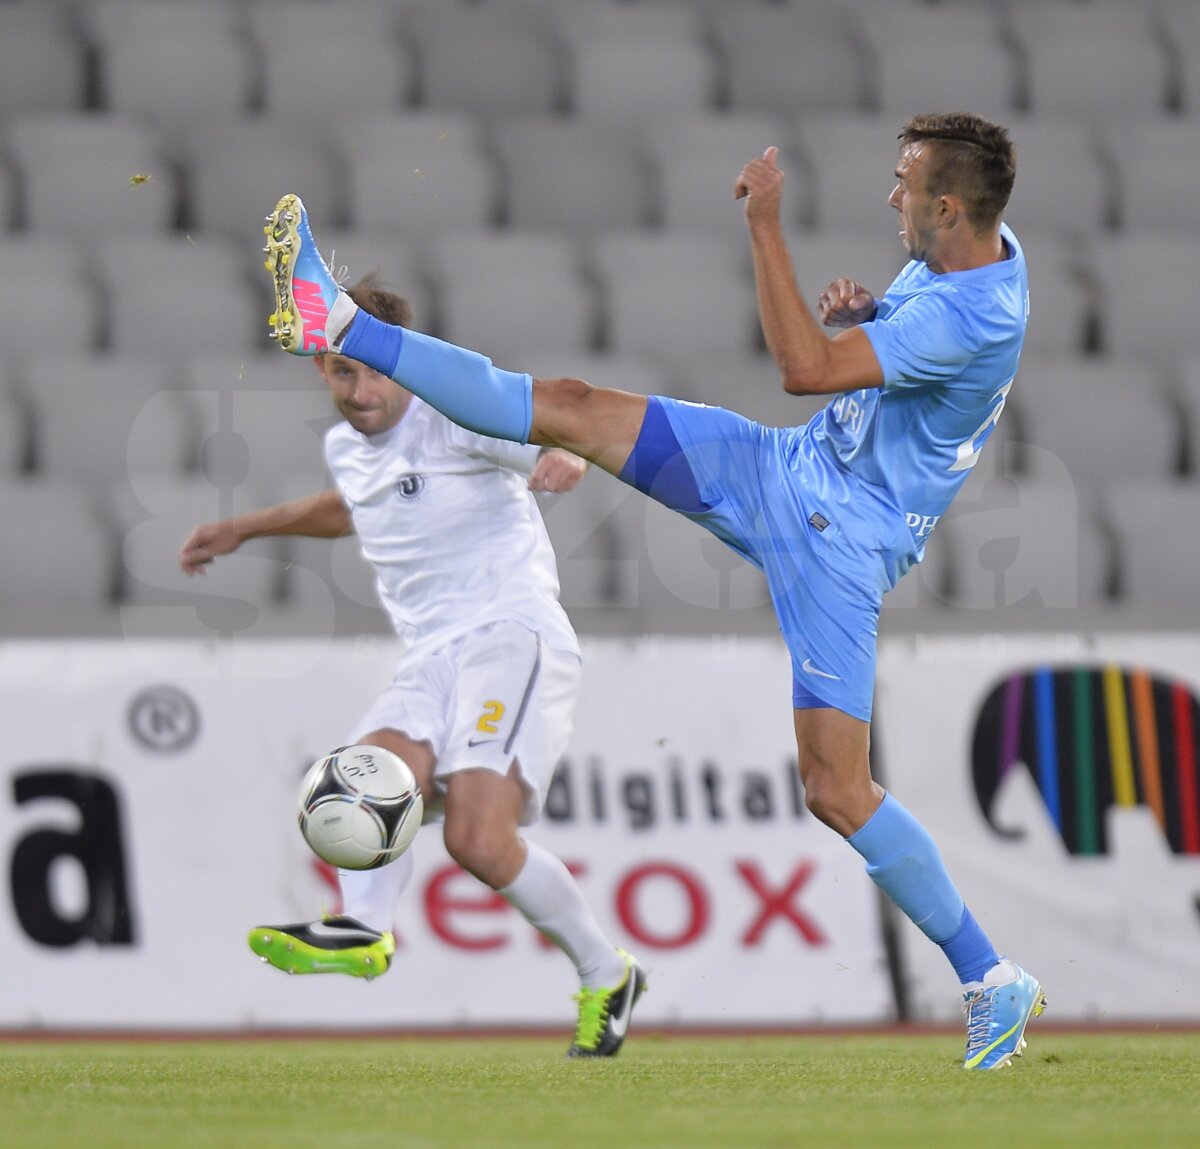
[[862, 289, 981, 391]]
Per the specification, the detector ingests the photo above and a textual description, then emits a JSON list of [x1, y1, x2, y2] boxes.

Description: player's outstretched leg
[[248, 915, 395, 980], [567, 949, 648, 1058], [961, 958, 1046, 1070], [264, 194, 359, 355]]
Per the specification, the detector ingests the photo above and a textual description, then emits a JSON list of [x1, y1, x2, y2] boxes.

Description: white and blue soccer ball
[[298, 744, 423, 870]]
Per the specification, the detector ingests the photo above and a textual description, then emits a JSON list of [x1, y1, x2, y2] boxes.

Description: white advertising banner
[[876, 633, 1200, 1022], [0, 637, 892, 1030]]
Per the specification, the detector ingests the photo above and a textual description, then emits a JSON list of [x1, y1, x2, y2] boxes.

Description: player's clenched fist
[[734, 146, 784, 221], [818, 277, 878, 328]]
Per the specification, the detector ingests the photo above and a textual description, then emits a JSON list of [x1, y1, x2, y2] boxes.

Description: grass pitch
[[2, 1032, 1197, 1149]]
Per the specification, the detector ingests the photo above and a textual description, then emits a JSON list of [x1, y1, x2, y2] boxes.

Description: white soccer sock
[[499, 840, 626, 989], [338, 849, 415, 934]]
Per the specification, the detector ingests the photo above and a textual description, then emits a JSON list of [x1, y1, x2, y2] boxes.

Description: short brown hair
[[899, 113, 1016, 232], [346, 272, 414, 328]]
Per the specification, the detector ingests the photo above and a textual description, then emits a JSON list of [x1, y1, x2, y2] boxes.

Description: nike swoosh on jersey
[[801, 658, 841, 681]]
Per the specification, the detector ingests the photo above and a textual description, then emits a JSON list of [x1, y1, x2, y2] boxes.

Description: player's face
[[888, 142, 940, 265], [316, 353, 412, 435]]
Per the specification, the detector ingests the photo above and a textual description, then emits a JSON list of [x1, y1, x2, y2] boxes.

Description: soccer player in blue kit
[[262, 112, 1044, 1070]]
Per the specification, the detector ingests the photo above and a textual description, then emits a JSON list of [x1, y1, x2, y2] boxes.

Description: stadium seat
[[781, 228, 908, 317], [643, 112, 793, 241], [606, 486, 777, 636], [0, 390, 29, 477], [338, 112, 499, 238], [1015, 231, 1094, 358], [25, 352, 196, 488], [1088, 235, 1200, 372], [35, 387, 196, 492], [537, 463, 641, 636], [589, 229, 760, 361], [407, 4, 565, 119], [1104, 477, 1200, 608], [1172, 355, 1200, 473], [245, 0, 404, 42], [0, 2, 87, 113], [257, 30, 414, 127], [182, 352, 339, 494], [492, 117, 654, 236], [1005, 3, 1171, 118], [0, 479, 116, 607], [666, 349, 829, 429], [96, 28, 255, 140], [5, 112, 175, 237], [90, 235, 265, 361], [1000, 117, 1114, 236], [110, 474, 286, 621], [552, 0, 706, 53], [568, 37, 719, 127], [424, 230, 598, 367], [854, 3, 1019, 120], [1010, 355, 1182, 488], [180, 116, 344, 247], [0, 236, 102, 356], [706, 2, 870, 117], [1105, 117, 1200, 231], [936, 473, 1113, 613], [790, 113, 914, 243], [83, 0, 242, 42]]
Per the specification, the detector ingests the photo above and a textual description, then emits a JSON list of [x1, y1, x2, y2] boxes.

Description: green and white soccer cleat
[[248, 915, 395, 980], [568, 949, 647, 1058], [962, 958, 1046, 1070]]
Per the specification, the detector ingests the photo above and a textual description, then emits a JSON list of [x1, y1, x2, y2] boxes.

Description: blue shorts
[[619, 396, 891, 722]]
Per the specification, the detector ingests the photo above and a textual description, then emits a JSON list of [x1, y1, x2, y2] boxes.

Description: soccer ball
[[298, 744, 423, 870]]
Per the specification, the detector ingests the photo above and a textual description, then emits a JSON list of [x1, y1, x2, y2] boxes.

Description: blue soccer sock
[[848, 792, 999, 984], [339, 310, 533, 443]]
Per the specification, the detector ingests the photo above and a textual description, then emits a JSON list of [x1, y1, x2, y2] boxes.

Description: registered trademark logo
[[128, 685, 200, 753]]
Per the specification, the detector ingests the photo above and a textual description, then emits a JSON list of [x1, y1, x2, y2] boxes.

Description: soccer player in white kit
[[179, 275, 645, 1057]]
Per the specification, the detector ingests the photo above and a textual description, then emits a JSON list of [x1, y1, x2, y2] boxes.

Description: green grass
[[1, 1033, 1198, 1149]]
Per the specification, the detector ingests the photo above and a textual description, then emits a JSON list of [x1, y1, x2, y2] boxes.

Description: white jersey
[[324, 397, 579, 659]]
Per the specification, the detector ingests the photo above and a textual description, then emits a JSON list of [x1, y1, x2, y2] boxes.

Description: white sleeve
[[453, 424, 541, 474]]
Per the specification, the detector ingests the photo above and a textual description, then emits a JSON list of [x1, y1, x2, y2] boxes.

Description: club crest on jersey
[[394, 474, 425, 500]]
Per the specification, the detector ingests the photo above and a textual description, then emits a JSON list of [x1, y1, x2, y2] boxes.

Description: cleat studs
[[260, 956, 268, 963]]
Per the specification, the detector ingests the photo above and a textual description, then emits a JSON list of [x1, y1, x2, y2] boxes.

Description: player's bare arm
[[180, 488, 352, 575], [737, 147, 884, 396]]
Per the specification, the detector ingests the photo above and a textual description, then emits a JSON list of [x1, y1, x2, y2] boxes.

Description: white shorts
[[349, 620, 581, 826]]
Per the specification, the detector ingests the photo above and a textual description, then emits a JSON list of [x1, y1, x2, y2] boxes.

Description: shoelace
[[571, 986, 612, 1049], [326, 249, 349, 289], [962, 987, 996, 1054]]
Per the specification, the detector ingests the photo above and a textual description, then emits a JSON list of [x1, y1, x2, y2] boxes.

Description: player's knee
[[798, 754, 871, 837], [442, 818, 509, 884]]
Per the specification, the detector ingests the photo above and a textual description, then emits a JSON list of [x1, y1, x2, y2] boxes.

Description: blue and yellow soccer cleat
[[962, 958, 1046, 1070], [263, 193, 356, 356], [568, 949, 647, 1058], [248, 915, 394, 980]]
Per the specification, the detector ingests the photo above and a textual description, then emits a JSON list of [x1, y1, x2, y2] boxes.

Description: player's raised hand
[[818, 277, 878, 328], [734, 146, 784, 222], [179, 520, 243, 574], [528, 448, 587, 493]]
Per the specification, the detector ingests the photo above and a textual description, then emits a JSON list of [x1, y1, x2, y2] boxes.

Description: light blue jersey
[[803, 223, 1028, 585], [621, 225, 1029, 721]]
